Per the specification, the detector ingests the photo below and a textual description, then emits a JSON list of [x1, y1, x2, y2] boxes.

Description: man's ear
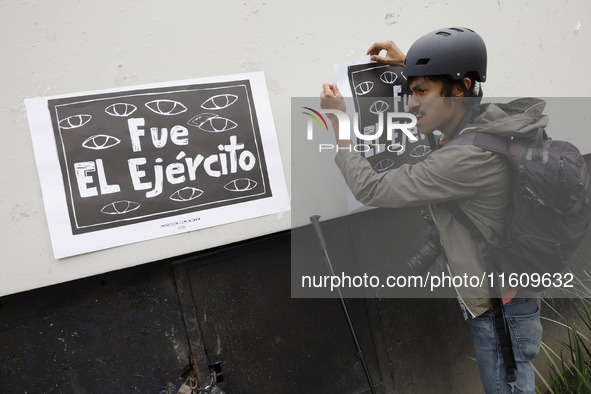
[[453, 77, 472, 97]]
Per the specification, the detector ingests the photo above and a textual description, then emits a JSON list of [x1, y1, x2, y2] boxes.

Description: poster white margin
[[25, 72, 289, 259]]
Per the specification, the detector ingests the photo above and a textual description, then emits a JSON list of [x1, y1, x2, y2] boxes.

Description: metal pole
[[309, 215, 377, 394]]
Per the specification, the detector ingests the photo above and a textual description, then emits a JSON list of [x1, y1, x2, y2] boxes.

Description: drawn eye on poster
[[25, 72, 288, 259], [336, 61, 436, 173]]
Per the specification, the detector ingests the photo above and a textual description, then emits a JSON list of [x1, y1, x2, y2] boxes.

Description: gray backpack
[[448, 128, 591, 281]]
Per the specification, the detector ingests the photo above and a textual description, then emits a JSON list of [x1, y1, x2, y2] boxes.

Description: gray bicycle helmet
[[403, 27, 487, 82]]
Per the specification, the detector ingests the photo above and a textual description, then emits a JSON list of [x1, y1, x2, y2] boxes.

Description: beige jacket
[[335, 98, 548, 317]]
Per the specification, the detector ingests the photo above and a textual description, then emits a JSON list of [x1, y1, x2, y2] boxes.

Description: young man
[[321, 28, 543, 393]]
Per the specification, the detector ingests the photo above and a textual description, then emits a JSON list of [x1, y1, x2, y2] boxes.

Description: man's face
[[407, 77, 459, 135]]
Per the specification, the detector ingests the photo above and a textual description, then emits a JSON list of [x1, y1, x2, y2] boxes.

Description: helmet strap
[[459, 79, 483, 122], [459, 79, 484, 98], [460, 80, 471, 97]]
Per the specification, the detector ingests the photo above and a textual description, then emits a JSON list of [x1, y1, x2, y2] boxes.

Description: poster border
[[25, 72, 289, 259]]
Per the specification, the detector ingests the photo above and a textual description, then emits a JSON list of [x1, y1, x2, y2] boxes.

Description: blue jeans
[[467, 294, 543, 394]]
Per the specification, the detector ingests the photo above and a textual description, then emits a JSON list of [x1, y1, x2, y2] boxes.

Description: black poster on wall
[[48, 80, 271, 235], [346, 63, 433, 172]]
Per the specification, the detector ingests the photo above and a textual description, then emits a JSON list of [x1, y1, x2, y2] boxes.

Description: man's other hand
[[366, 41, 406, 66]]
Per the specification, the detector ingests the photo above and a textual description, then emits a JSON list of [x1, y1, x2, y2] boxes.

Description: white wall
[[1, 0, 590, 296]]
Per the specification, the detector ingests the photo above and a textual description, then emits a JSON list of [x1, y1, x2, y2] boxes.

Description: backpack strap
[[445, 202, 520, 390], [446, 131, 511, 155], [445, 130, 535, 390]]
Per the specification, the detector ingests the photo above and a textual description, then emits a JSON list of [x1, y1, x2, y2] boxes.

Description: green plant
[[535, 273, 591, 394]]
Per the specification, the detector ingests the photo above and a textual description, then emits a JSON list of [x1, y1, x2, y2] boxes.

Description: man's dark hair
[[407, 73, 479, 98]]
